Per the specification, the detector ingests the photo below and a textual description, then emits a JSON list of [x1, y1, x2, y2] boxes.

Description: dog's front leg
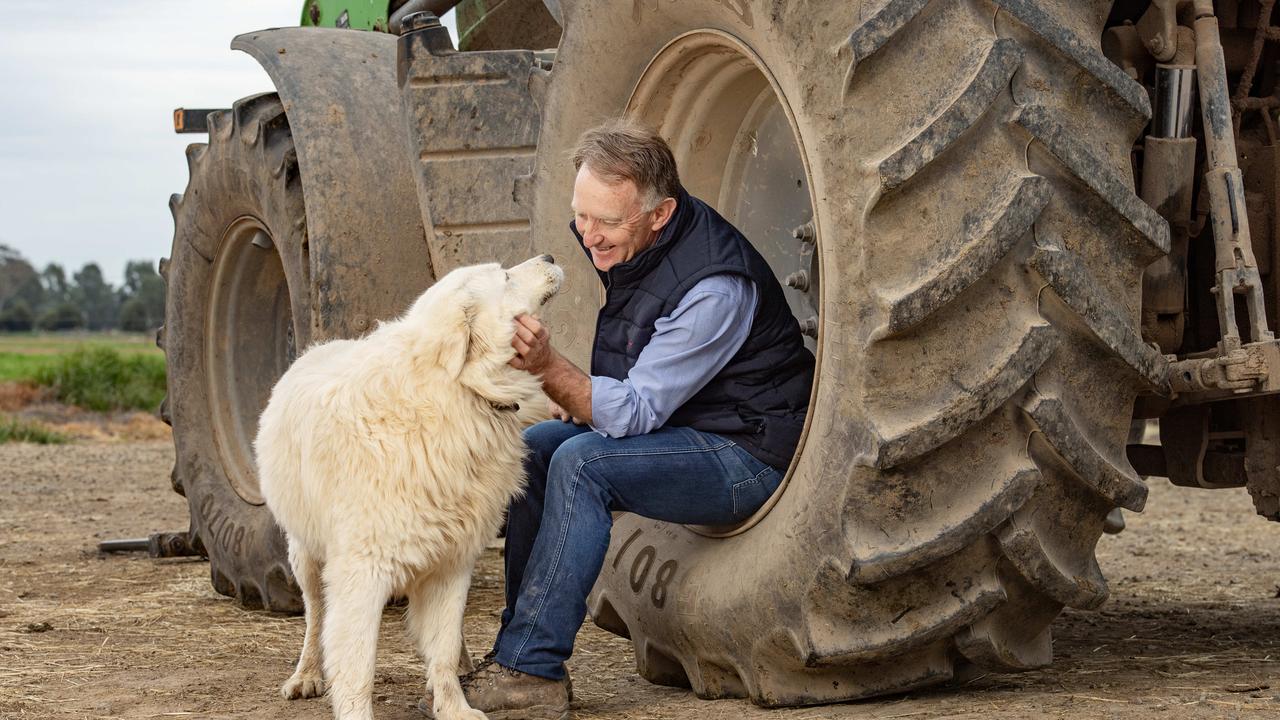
[[409, 565, 485, 720], [321, 559, 391, 720], [282, 541, 326, 699]]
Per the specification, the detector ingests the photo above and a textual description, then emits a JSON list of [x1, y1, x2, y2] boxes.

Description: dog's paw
[[280, 671, 325, 700]]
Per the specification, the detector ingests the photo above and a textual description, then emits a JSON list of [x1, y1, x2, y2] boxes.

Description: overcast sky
[[0, 1, 457, 288]]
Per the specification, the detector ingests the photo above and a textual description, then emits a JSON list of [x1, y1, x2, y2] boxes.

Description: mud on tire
[[162, 93, 309, 612], [532, 0, 1169, 705]]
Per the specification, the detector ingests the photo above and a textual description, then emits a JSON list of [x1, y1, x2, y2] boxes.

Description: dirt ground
[[2, 440, 1279, 719]]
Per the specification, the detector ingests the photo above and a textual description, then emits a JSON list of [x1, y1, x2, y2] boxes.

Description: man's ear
[[649, 196, 677, 232]]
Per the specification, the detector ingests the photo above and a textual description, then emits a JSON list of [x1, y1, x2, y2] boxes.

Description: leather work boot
[[418, 659, 571, 720]]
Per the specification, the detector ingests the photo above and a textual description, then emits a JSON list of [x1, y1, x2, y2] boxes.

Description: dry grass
[[0, 412, 67, 445], [55, 412, 170, 442], [0, 382, 43, 411], [0, 380, 168, 443]]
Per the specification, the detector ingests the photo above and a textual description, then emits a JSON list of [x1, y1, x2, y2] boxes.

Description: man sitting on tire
[[448, 119, 815, 717]]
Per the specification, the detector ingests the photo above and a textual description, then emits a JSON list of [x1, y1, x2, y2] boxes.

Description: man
[[449, 120, 815, 717]]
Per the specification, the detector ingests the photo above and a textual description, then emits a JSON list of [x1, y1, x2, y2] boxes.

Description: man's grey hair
[[571, 119, 681, 211]]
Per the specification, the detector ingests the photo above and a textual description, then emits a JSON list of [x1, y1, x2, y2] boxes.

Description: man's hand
[[510, 314, 553, 374], [511, 313, 594, 424], [547, 398, 585, 425]]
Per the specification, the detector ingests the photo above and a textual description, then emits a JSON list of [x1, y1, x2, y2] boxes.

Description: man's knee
[[524, 421, 578, 470], [546, 432, 612, 485]]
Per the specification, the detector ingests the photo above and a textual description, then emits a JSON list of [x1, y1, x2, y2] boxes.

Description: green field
[[0, 333, 166, 412], [0, 333, 161, 383], [0, 332, 161, 356]]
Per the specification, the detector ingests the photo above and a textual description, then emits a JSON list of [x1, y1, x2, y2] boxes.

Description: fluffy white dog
[[255, 255, 563, 720]]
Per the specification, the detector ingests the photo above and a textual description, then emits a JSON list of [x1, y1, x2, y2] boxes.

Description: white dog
[[255, 255, 563, 720]]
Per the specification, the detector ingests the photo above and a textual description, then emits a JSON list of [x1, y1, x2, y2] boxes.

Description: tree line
[[0, 244, 165, 333]]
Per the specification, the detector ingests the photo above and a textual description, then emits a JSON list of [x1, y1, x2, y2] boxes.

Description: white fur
[[255, 256, 562, 720]]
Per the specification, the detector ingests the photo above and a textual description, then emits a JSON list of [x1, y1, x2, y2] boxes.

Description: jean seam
[[731, 467, 775, 516], [731, 478, 756, 517], [580, 440, 734, 464], [509, 456, 584, 668]]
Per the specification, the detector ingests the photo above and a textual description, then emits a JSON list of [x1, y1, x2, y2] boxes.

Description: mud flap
[[232, 27, 435, 340]]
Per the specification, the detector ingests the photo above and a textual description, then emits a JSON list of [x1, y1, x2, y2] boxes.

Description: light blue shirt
[[590, 273, 758, 438]]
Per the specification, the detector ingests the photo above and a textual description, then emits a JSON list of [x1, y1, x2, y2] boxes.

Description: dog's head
[[406, 255, 564, 391]]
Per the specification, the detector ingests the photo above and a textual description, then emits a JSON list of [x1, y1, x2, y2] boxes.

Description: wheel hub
[[205, 217, 294, 506], [627, 30, 819, 346]]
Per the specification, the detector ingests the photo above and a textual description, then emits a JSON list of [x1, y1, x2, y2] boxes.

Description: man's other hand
[[547, 398, 584, 425], [511, 313, 553, 373]]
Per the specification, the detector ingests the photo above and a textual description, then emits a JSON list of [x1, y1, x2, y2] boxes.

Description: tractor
[[160, 0, 1280, 706]]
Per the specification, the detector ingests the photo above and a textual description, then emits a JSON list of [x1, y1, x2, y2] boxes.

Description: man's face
[[571, 165, 666, 272]]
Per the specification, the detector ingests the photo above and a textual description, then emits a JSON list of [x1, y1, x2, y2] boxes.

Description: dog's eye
[[504, 272, 510, 282]]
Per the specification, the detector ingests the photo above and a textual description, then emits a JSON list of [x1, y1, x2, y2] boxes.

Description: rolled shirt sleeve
[[590, 273, 758, 438]]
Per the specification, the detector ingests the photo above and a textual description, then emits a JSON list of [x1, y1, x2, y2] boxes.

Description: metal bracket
[[98, 532, 202, 558], [1137, 0, 1186, 62], [1163, 1, 1279, 402], [1194, 1, 1275, 351], [1168, 339, 1280, 401], [171, 108, 223, 134]]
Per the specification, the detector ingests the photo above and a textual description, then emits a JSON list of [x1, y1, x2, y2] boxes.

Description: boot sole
[[417, 698, 568, 720], [486, 703, 570, 720]]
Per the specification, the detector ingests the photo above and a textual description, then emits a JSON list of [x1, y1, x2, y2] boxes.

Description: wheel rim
[[627, 31, 819, 536], [206, 217, 295, 506]]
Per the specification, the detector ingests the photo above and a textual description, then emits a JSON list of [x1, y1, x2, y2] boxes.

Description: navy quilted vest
[[575, 188, 815, 470]]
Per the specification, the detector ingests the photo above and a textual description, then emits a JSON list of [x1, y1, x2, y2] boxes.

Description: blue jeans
[[492, 420, 781, 679]]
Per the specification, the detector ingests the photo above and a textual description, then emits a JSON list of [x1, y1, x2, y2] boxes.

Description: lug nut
[[799, 315, 819, 339], [785, 270, 810, 292], [792, 221, 815, 243]]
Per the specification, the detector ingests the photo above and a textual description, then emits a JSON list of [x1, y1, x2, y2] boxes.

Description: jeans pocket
[[731, 468, 776, 519]]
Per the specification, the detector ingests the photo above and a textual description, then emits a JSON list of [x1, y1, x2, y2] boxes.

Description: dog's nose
[[540, 253, 555, 265]]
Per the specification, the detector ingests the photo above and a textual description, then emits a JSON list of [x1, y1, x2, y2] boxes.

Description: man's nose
[[581, 217, 604, 238]]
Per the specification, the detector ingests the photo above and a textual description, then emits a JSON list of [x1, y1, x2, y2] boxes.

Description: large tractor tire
[[532, 0, 1170, 705], [164, 94, 309, 612]]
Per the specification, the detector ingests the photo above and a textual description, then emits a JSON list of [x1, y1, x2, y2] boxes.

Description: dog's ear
[[418, 268, 506, 379], [428, 285, 477, 379], [464, 304, 496, 365]]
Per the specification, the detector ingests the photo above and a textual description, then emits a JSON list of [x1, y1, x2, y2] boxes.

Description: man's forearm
[[541, 351, 593, 424]]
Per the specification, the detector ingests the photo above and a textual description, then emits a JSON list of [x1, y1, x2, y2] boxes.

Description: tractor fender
[[232, 27, 433, 341]]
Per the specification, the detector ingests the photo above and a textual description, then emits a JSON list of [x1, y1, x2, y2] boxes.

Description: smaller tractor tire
[[163, 93, 310, 612]]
